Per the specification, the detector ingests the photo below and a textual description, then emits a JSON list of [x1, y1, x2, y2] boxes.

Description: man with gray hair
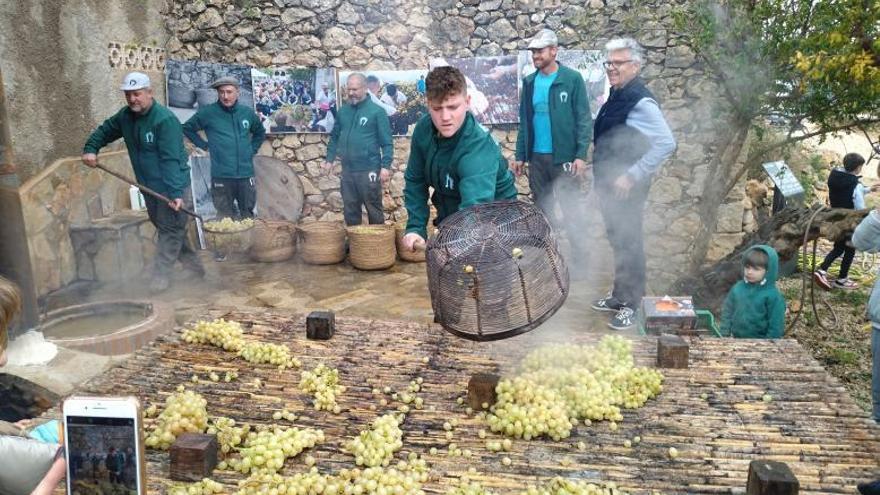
[[323, 73, 393, 225], [590, 38, 676, 330], [83, 72, 202, 293]]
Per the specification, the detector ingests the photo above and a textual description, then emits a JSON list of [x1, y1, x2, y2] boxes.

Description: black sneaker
[[214, 251, 227, 262], [591, 295, 623, 313], [608, 307, 637, 331], [858, 480, 880, 495]]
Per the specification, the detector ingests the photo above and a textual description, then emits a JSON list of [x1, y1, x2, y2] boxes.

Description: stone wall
[[18, 152, 144, 297], [166, 0, 743, 287], [0, 0, 169, 182]]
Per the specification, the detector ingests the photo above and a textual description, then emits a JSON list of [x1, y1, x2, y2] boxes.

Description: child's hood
[[741, 244, 779, 285]]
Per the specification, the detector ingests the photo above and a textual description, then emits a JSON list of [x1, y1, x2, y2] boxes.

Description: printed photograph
[[429, 56, 519, 125], [338, 69, 428, 136], [251, 67, 337, 134], [517, 49, 609, 118], [165, 59, 254, 123], [67, 421, 139, 495]]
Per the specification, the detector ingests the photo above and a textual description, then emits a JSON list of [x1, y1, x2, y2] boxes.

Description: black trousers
[[595, 179, 650, 309], [341, 169, 384, 225], [211, 177, 256, 220], [527, 153, 590, 263], [144, 195, 201, 278], [820, 236, 855, 279]]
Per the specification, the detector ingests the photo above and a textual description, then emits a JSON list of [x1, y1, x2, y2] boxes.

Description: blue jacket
[[852, 211, 880, 326], [720, 245, 786, 338]]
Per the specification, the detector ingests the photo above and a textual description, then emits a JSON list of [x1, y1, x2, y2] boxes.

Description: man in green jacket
[[322, 73, 393, 225], [401, 66, 517, 251], [183, 76, 266, 222], [513, 29, 593, 269], [82, 72, 202, 293]]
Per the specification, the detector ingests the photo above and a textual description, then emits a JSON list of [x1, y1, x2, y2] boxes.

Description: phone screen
[[66, 415, 140, 495]]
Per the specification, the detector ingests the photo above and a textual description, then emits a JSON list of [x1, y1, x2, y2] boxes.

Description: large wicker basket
[[347, 224, 396, 270], [298, 221, 346, 265], [250, 220, 297, 262], [395, 224, 426, 262], [202, 220, 254, 256], [425, 200, 569, 341]]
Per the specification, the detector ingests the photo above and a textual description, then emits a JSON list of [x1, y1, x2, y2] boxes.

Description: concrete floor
[[6, 249, 626, 398]]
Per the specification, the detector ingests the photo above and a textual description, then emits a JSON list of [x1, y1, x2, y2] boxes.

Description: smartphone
[[62, 396, 146, 495]]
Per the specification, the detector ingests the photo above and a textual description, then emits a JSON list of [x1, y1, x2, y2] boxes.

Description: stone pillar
[[0, 69, 39, 331]]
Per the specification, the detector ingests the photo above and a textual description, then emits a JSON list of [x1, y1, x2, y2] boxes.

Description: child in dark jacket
[[814, 153, 871, 290], [720, 245, 786, 338]]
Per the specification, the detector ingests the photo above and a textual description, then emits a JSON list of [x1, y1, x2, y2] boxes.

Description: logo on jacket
[[242, 120, 250, 130], [559, 91, 569, 103], [359, 117, 369, 126], [368, 172, 378, 182], [445, 174, 455, 190], [144, 131, 154, 143]]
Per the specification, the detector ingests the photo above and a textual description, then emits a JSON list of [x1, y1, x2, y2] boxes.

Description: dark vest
[[592, 77, 655, 183], [827, 169, 859, 209]]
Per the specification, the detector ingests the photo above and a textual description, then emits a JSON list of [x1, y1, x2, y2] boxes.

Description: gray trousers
[[211, 177, 256, 220], [527, 153, 590, 264], [144, 195, 201, 278], [341, 169, 384, 225]]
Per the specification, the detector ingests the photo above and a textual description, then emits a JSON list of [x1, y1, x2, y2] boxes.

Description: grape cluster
[[300, 363, 346, 411], [226, 426, 324, 475], [168, 478, 224, 495], [204, 217, 255, 232], [145, 390, 209, 449], [520, 477, 629, 495], [234, 459, 429, 495], [182, 319, 245, 351], [346, 413, 404, 467], [207, 416, 250, 457], [487, 336, 663, 441], [239, 341, 298, 369]]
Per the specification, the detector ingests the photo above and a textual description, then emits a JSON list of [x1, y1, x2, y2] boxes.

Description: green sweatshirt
[[404, 113, 518, 239], [182, 101, 265, 179], [720, 245, 786, 338], [325, 97, 393, 171], [83, 102, 190, 199], [515, 63, 592, 165]]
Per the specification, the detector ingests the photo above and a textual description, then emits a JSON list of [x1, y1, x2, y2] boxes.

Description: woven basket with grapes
[[203, 217, 255, 254]]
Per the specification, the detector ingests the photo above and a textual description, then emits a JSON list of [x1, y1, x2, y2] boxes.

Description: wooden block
[[306, 311, 335, 340], [747, 460, 799, 495], [169, 433, 218, 481], [468, 373, 499, 410], [657, 334, 689, 369]]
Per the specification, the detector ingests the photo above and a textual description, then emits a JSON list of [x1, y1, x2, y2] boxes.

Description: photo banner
[[251, 67, 337, 134]]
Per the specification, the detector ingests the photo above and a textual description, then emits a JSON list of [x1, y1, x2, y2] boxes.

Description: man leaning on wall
[[589, 38, 677, 331]]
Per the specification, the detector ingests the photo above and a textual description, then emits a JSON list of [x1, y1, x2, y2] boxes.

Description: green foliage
[[831, 288, 870, 307], [674, 0, 880, 138], [825, 347, 859, 366]]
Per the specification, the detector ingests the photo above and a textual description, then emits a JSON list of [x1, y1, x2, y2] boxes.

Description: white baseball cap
[[120, 72, 151, 91], [528, 29, 558, 49]]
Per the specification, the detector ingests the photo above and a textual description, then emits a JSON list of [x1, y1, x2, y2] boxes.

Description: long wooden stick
[[94, 162, 203, 221]]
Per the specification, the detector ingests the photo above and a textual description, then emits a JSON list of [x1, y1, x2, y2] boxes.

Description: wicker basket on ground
[[202, 219, 254, 256], [250, 219, 297, 262], [347, 224, 396, 270], [395, 224, 426, 262], [298, 221, 346, 265]]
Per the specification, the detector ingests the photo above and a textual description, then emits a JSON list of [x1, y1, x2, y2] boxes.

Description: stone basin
[[41, 300, 174, 355]]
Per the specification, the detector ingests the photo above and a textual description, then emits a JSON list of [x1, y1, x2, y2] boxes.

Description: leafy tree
[[673, 0, 880, 269]]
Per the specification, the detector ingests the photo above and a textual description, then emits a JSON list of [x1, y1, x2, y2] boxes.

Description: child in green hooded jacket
[[720, 245, 786, 338]]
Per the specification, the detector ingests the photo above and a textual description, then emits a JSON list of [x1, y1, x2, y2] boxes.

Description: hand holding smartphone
[[62, 397, 146, 495]]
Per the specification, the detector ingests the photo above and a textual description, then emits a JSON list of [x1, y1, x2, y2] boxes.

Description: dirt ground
[[781, 241, 877, 413]]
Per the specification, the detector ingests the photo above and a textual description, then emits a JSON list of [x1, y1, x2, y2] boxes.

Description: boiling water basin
[[42, 301, 174, 355]]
